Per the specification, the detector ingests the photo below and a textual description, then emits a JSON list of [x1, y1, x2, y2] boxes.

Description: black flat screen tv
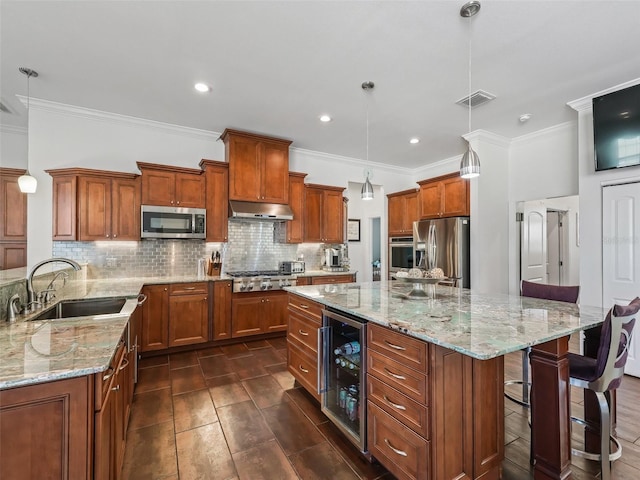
[[593, 83, 640, 172]]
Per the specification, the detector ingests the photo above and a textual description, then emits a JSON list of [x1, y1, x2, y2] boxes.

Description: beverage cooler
[[320, 309, 367, 452]]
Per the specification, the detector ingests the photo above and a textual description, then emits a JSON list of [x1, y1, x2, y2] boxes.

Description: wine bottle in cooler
[[334, 341, 360, 355]]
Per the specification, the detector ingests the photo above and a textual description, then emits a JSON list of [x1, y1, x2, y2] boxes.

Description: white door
[[547, 211, 561, 285], [521, 200, 547, 284], [603, 182, 640, 377]]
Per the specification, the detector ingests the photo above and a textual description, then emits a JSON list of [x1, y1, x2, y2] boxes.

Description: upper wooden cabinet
[[417, 173, 469, 219], [387, 188, 419, 236], [0, 168, 27, 269], [304, 184, 345, 243], [47, 168, 140, 241], [221, 129, 292, 204], [200, 159, 229, 242], [137, 162, 205, 208], [275, 172, 307, 244]]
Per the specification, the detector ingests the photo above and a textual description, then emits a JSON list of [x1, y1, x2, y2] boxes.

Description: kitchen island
[[285, 280, 607, 480]]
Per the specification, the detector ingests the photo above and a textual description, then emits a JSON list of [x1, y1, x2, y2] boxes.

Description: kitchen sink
[[31, 297, 130, 321]]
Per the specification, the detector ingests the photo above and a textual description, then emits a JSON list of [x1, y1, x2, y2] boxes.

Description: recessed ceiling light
[[319, 115, 332, 122], [194, 82, 211, 93], [519, 113, 532, 123], [409, 138, 420, 144]]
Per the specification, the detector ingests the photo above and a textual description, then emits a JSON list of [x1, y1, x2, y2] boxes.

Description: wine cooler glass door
[[321, 309, 366, 452]]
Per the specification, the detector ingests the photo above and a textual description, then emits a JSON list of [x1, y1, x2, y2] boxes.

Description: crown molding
[[411, 155, 460, 178], [463, 129, 512, 148], [512, 121, 575, 145], [0, 123, 27, 135], [16, 95, 219, 141], [567, 77, 640, 112], [291, 146, 412, 175]]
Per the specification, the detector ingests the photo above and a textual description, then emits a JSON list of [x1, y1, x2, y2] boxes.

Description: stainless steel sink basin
[[31, 297, 130, 321]]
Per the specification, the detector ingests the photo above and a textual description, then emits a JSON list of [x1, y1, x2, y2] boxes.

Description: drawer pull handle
[[111, 385, 120, 392], [298, 329, 309, 336], [102, 367, 115, 381], [118, 357, 130, 371], [384, 340, 406, 351], [299, 365, 309, 373], [383, 395, 407, 411], [183, 287, 196, 290], [299, 304, 309, 309], [384, 367, 406, 381], [384, 438, 408, 457]]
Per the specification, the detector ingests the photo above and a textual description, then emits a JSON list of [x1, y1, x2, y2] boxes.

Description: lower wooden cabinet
[[231, 290, 288, 338], [140, 282, 209, 351], [287, 294, 322, 401], [213, 280, 233, 340], [0, 376, 91, 480]]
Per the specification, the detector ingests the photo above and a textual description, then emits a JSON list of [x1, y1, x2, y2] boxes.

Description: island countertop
[[285, 280, 608, 360]]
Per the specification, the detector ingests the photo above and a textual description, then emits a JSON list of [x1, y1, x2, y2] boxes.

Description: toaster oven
[[279, 261, 305, 274]]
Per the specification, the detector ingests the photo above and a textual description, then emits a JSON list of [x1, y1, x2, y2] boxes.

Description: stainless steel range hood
[[228, 200, 294, 221]]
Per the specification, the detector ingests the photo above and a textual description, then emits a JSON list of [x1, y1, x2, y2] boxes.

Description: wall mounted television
[[593, 83, 640, 172]]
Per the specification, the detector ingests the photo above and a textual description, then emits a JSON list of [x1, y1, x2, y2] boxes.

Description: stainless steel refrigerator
[[413, 217, 471, 288]]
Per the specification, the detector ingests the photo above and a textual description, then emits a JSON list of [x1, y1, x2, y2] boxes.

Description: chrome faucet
[[26, 258, 81, 310]]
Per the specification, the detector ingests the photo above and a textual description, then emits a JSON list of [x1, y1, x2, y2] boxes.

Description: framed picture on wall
[[348, 219, 360, 242]]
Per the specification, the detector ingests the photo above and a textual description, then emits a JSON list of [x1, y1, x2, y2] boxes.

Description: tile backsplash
[[51, 220, 325, 278]]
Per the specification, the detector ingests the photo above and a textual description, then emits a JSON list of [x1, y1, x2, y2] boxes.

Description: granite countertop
[[0, 274, 231, 390], [285, 281, 608, 360]]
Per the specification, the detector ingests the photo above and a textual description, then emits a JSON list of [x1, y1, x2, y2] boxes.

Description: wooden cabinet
[[0, 168, 27, 269], [310, 274, 355, 285], [387, 188, 419, 236], [168, 283, 209, 347], [200, 159, 229, 242], [213, 280, 232, 340], [137, 162, 205, 208], [231, 290, 288, 338], [0, 376, 90, 480], [140, 284, 170, 352], [417, 173, 469, 219], [140, 283, 209, 352], [221, 128, 292, 204], [287, 294, 322, 402], [47, 168, 140, 241], [304, 184, 345, 243], [275, 172, 307, 243], [366, 323, 503, 480]]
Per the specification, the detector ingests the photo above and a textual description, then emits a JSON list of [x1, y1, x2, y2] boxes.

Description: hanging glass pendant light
[[18, 67, 39, 193], [361, 81, 375, 200], [459, 1, 481, 179]]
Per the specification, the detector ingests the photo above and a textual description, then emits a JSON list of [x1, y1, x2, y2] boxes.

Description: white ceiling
[[1, 1, 639, 169]]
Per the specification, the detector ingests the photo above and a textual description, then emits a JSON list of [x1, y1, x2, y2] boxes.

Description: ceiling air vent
[[456, 89, 496, 109]]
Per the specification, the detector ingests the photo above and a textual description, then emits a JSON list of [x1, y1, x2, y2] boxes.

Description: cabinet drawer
[[288, 310, 319, 354], [310, 275, 353, 285], [95, 339, 125, 411], [368, 401, 430, 480], [368, 323, 428, 371], [288, 294, 322, 322], [287, 340, 320, 402], [367, 374, 429, 439], [368, 350, 428, 405], [169, 282, 208, 295]]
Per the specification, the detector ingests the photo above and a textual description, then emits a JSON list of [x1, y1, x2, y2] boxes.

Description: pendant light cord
[[468, 17, 472, 134], [26, 72, 30, 171], [366, 104, 369, 165]]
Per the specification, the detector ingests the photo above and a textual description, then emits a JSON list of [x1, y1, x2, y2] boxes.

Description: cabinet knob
[[164, 288, 168, 291], [227, 283, 231, 287], [113, 234, 117, 238], [177, 201, 180, 205], [106, 234, 110, 238]]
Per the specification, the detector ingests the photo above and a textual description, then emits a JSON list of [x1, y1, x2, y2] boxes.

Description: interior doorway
[[371, 217, 381, 281], [518, 195, 579, 287]]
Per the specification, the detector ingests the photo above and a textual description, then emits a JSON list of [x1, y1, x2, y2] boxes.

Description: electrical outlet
[[105, 257, 118, 268]]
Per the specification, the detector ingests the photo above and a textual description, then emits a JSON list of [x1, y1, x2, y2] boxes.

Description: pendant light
[[459, 1, 481, 179], [18, 67, 39, 193], [361, 81, 374, 200]]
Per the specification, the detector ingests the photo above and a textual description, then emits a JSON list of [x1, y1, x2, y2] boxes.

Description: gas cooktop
[[226, 270, 281, 277], [226, 270, 297, 293]]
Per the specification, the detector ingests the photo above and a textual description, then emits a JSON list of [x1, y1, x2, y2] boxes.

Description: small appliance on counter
[[279, 261, 305, 274], [322, 245, 348, 272]]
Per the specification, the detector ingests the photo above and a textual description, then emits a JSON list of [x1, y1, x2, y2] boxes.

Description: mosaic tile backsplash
[[51, 220, 325, 278]]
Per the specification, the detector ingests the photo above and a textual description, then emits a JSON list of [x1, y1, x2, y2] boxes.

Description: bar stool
[[504, 280, 580, 407], [567, 297, 639, 480]]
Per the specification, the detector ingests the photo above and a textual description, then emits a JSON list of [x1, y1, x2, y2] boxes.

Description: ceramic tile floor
[[122, 336, 640, 479]]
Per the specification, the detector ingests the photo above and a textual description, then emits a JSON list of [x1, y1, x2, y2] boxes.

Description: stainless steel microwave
[[141, 205, 206, 239]]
